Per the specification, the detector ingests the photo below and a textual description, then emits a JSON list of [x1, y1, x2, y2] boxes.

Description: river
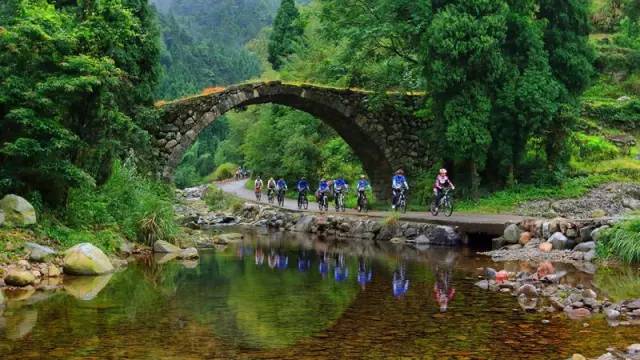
[[1, 228, 639, 359]]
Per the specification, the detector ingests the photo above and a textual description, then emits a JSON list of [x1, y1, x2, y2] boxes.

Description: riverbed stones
[[153, 240, 181, 253], [63, 243, 114, 275], [574, 241, 595, 252], [178, 247, 199, 259], [519, 232, 532, 245], [565, 307, 591, 320], [0, 194, 36, 226], [591, 226, 609, 242], [25, 242, 56, 262], [503, 224, 522, 244], [605, 308, 621, 320], [549, 232, 569, 250], [517, 284, 538, 298], [4, 269, 36, 287]]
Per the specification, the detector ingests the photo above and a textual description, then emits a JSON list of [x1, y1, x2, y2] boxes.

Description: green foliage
[[209, 163, 239, 181], [573, 133, 620, 161], [61, 159, 178, 248], [0, 0, 160, 205], [597, 217, 640, 263], [204, 186, 243, 212], [583, 99, 640, 129], [594, 266, 640, 301], [268, 0, 304, 70]]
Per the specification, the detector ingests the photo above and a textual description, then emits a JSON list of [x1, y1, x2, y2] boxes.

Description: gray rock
[[517, 284, 538, 298], [548, 232, 568, 250], [591, 226, 609, 242], [63, 243, 114, 275], [153, 240, 181, 253], [425, 226, 461, 246], [503, 224, 522, 244], [506, 244, 522, 250], [584, 249, 596, 262], [492, 237, 507, 249], [622, 198, 640, 210], [0, 194, 37, 226], [605, 308, 621, 320], [294, 215, 315, 233], [484, 267, 497, 280], [403, 227, 418, 238], [25, 242, 56, 262], [628, 344, 640, 355], [0, 209, 4, 226], [573, 241, 595, 252], [474, 280, 490, 290], [579, 225, 594, 243], [178, 247, 199, 259], [411, 235, 430, 244]]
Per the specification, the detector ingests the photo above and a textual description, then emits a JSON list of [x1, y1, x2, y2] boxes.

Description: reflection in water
[[64, 274, 114, 301], [1, 228, 640, 359]]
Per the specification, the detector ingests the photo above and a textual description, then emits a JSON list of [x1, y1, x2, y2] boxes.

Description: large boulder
[[503, 224, 522, 244], [294, 215, 315, 233], [153, 240, 181, 253], [63, 243, 114, 275], [0, 194, 36, 226], [548, 232, 569, 250], [4, 269, 36, 287], [426, 226, 461, 246], [578, 225, 595, 243], [25, 242, 56, 262]]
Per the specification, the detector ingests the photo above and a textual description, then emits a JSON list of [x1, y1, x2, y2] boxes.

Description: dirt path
[[216, 180, 525, 235]]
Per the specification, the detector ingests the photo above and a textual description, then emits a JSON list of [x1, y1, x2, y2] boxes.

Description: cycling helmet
[[396, 169, 404, 175], [439, 168, 447, 175], [301, 177, 306, 180], [360, 175, 366, 179], [320, 178, 326, 182]]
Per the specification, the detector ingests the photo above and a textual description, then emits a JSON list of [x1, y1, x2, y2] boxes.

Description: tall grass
[[597, 217, 640, 263], [49, 159, 179, 250], [205, 186, 244, 212]]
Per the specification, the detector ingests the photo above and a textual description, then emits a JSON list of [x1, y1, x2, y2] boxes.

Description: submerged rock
[[63, 243, 114, 275], [178, 247, 199, 259], [0, 194, 36, 226]]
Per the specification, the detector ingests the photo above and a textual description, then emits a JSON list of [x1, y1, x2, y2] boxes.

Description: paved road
[[216, 180, 525, 235]]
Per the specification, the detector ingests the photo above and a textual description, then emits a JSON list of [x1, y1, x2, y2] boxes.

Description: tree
[[268, 0, 304, 70]]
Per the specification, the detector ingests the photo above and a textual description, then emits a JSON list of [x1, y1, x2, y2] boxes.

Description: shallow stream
[[1, 229, 640, 359]]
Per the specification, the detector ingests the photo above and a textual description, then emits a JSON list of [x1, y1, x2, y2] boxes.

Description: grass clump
[[382, 213, 400, 226], [205, 186, 244, 212], [574, 133, 620, 161], [207, 163, 238, 181], [597, 217, 640, 263]]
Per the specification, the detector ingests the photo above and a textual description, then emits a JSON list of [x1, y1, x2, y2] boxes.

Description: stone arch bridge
[[153, 81, 434, 200]]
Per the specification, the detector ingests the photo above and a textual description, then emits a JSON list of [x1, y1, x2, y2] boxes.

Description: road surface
[[216, 179, 525, 235]]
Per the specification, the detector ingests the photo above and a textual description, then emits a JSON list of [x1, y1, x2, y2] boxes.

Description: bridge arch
[[155, 82, 429, 201]]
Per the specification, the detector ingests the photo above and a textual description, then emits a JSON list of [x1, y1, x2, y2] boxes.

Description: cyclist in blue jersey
[[333, 176, 348, 210], [296, 177, 310, 205], [276, 178, 287, 192], [391, 169, 409, 210], [356, 175, 369, 192], [297, 250, 311, 272]]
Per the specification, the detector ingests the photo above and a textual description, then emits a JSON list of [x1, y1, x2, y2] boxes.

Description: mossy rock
[[0, 195, 36, 227], [63, 243, 114, 275]]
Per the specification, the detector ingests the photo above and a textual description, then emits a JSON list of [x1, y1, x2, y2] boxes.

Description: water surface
[[1, 229, 640, 359]]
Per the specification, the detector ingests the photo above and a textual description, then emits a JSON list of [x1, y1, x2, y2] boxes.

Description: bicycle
[[357, 190, 368, 213], [335, 189, 346, 212], [255, 188, 262, 202], [431, 188, 454, 217], [267, 188, 275, 204], [298, 190, 309, 210], [318, 191, 329, 211], [277, 189, 286, 207], [394, 188, 407, 213]]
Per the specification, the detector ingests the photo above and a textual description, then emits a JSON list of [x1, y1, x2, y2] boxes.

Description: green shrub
[[573, 133, 620, 161], [582, 99, 640, 130], [208, 163, 238, 181], [62, 159, 179, 249], [597, 217, 640, 263], [205, 186, 243, 211]]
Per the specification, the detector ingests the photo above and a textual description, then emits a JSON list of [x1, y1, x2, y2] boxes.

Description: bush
[[582, 99, 640, 130], [597, 217, 640, 263], [208, 163, 238, 181], [573, 133, 620, 161], [205, 186, 243, 212], [61, 159, 179, 249]]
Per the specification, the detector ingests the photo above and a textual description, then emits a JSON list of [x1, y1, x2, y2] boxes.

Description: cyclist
[[317, 178, 330, 205], [391, 169, 409, 210], [433, 168, 455, 211], [276, 177, 288, 192], [254, 176, 263, 199], [267, 177, 277, 200], [297, 177, 310, 204], [333, 176, 348, 210]]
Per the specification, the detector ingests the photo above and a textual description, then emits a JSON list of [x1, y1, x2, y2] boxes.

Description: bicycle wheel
[[303, 197, 309, 210], [443, 197, 454, 217], [362, 196, 368, 213], [430, 199, 439, 216], [400, 197, 407, 213], [298, 195, 303, 210]]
